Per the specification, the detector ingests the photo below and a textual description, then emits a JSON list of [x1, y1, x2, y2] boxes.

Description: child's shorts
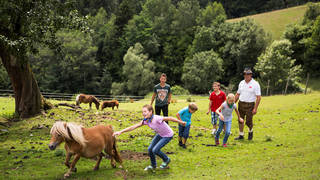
[[211, 112, 219, 125], [178, 124, 191, 138]]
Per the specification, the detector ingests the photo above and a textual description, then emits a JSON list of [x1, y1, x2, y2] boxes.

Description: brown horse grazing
[[101, 100, 119, 110], [49, 121, 122, 178], [76, 94, 100, 110]]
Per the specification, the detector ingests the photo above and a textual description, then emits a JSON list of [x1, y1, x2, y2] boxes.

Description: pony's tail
[[113, 135, 122, 163], [76, 94, 80, 105]]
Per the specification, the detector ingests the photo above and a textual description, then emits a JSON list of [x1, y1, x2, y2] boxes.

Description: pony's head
[[93, 97, 100, 110], [49, 121, 86, 150], [113, 100, 119, 109], [49, 122, 67, 150]]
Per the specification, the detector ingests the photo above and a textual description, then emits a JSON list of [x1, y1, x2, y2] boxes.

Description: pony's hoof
[[72, 167, 77, 172], [64, 173, 70, 179], [93, 167, 99, 171]]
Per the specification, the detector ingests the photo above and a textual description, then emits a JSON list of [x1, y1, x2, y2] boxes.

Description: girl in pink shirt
[[113, 104, 186, 171]]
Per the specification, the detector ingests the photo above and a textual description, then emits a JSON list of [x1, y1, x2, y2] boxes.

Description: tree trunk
[[1, 50, 42, 118]]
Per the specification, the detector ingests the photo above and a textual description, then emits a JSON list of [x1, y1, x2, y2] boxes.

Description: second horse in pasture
[[101, 100, 119, 110]]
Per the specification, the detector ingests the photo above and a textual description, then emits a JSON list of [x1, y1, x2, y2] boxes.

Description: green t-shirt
[[154, 83, 171, 107]]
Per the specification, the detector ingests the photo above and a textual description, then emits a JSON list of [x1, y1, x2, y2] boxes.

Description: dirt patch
[[120, 150, 149, 160], [192, 126, 211, 131]]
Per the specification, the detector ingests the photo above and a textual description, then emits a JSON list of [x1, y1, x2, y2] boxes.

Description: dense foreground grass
[[227, 4, 307, 40], [0, 92, 320, 179]]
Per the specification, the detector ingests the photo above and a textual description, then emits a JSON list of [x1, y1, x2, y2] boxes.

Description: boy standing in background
[[207, 82, 226, 135]]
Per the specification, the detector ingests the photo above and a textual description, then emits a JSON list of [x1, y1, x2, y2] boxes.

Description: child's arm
[[176, 112, 182, 121], [234, 108, 244, 123], [215, 104, 224, 121], [150, 93, 156, 105], [113, 121, 143, 136], [163, 117, 186, 126], [206, 100, 212, 115]]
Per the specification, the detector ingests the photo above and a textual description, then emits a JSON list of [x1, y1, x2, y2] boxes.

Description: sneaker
[[223, 144, 227, 147], [160, 158, 171, 169], [144, 165, 155, 172], [181, 144, 186, 149], [215, 139, 220, 145], [234, 135, 244, 140], [178, 141, 183, 146], [248, 132, 253, 140], [211, 129, 216, 135]]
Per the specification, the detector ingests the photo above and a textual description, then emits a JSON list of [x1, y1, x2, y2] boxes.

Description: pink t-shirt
[[142, 115, 174, 137]]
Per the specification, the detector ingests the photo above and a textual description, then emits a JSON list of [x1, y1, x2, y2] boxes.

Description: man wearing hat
[[234, 68, 261, 140]]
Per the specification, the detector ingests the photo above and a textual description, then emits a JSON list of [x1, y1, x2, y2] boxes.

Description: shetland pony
[[49, 121, 122, 178], [76, 94, 100, 110], [101, 100, 119, 110]]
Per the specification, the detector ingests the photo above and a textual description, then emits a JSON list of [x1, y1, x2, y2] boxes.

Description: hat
[[243, 68, 252, 75]]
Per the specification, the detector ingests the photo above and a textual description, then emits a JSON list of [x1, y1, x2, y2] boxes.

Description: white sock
[[249, 128, 253, 133], [239, 132, 244, 136]]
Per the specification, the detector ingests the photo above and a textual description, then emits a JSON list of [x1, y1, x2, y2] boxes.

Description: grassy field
[[0, 91, 320, 179], [227, 5, 307, 40]]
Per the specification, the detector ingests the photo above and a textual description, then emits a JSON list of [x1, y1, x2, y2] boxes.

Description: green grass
[[0, 93, 320, 179], [227, 5, 308, 40]]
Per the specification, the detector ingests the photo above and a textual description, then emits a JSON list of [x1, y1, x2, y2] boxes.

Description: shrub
[[186, 96, 195, 102], [171, 85, 190, 95]]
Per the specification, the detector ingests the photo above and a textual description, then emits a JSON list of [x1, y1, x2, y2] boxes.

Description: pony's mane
[[50, 121, 87, 147]]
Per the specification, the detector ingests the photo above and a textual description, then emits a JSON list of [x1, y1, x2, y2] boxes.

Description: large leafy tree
[[94, 0, 143, 83], [182, 50, 223, 93], [111, 43, 155, 96], [189, 19, 269, 86], [283, 2, 320, 77], [304, 16, 320, 77], [123, 0, 201, 85], [255, 40, 302, 94], [197, 1, 226, 27], [0, 0, 86, 118]]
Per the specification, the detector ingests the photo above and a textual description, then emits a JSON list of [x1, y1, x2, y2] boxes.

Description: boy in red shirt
[[207, 82, 226, 135]]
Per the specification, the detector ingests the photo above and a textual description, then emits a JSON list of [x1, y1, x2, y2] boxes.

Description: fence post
[[266, 80, 270, 96], [284, 76, 290, 95], [304, 73, 310, 95]]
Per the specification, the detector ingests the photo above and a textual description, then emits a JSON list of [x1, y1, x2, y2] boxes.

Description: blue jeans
[[211, 112, 219, 125], [215, 120, 232, 144], [178, 124, 191, 138], [148, 134, 172, 167]]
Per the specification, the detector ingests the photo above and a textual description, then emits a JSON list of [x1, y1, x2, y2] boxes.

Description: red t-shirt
[[209, 91, 226, 112]]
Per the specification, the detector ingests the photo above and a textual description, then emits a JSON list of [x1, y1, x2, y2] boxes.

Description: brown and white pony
[[101, 100, 119, 110], [76, 94, 100, 110], [49, 121, 122, 178]]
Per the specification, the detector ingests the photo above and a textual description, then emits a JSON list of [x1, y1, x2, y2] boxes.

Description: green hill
[[227, 5, 307, 40]]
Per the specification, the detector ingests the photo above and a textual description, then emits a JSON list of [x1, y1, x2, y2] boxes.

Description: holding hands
[[180, 121, 187, 126], [219, 115, 224, 121], [113, 131, 121, 137]]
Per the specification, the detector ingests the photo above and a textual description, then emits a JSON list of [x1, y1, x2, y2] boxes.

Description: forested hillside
[[1, 0, 320, 107]]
